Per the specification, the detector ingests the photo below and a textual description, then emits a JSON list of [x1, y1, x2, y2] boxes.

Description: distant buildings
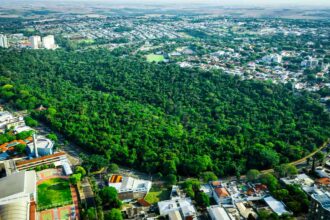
[[261, 54, 282, 64], [308, 189, 330, 220], [0, 170, 37, 220], [108, 174, 152, 201], [29, 35, 57, 49], [42, 35, 56, 49], [0, 34, 9, 48], [29, 36, 41, 49], [301, 57, 319, 68]]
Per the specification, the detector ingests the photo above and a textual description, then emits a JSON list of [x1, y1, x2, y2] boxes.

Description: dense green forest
[[0, 48, 329, 177]]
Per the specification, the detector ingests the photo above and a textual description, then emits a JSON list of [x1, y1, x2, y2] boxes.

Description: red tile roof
[[16, 152, 66, 166], [215, 187, 230, 197]]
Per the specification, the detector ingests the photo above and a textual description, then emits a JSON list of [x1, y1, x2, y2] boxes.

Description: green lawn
[[144, 186, 170, 204], [146, 54, 165, 63], [60, 209, 70, 219], [37, 178, 72, 210], [77, 39, 95, 44]]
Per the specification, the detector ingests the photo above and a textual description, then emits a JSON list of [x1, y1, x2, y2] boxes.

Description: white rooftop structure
[[168, 210, 182, 220], [207, 205, 230, 220], [311, 189, 330, 212], [14, 125, 34, 134], [108, 175, 151, 194], [42, 35, 56, 49], [0, 170, 36, 220], [158, 198, 196, 219], [0, 111, 14, 128], [264, 196, 290, 216], [281, 174, 315, 187]]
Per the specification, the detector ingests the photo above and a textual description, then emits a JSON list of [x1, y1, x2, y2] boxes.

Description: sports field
[[146, 54, 165, 63], [37, 178, 72, 210]]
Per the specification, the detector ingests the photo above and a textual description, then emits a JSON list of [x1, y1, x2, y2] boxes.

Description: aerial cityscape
[[0, 0, 330, 220]]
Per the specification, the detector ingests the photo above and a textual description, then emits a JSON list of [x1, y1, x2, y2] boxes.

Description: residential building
[[308, 189, 330, 220], [42, 35, 56, 49], [210, 181, 232, 205], [264, 196, 291, 216], [108, 174, 152, 201], [0, 34, 9, 48], [158, 197, 197, 220], [29, 36, 41, 49], [0, 170, 36, 220], [207, 205, 231, 220]]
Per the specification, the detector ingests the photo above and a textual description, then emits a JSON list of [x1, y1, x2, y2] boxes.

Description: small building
[[158, 197, 197, 220], [207, 205, 231, 220], [235, 202, 257, 219], [281, 174, 314, 186], [108, 174, 152, 201], [264, 196, 291, 216], [308, 189, 330, 220]]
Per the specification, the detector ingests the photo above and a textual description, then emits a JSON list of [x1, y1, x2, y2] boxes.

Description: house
[[158, 197, 197, 220], [210, 181, 232, 205], [108, 174, 152, 201], [264, 196, 291, 216], [235, 202, 258, 219], [207, 205, 231, 220]]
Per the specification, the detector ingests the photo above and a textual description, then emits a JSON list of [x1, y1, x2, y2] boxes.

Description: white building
[[0, 170, 37, 220], [262, 54, 282, 64], [264, 196, 291, 216], [29, 36, 41, 49], [0, 111, 14, 130], [42, 35, 56, 49], [158, 197, 197, 220], [108, 175, 152, 201], [207, 205, 231, 220], [0, 34, 9, 48]]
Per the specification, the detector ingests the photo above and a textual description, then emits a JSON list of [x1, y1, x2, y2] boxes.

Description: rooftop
[[311, 189, 330, 212], [207, 205, 230, 220], [0, 170, 36, 206], [264, 196, 290, 216]]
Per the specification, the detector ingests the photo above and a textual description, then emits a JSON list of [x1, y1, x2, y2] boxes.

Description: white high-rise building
[[42, 35, 56, 49], [29, 36, 41, 49], [0, 34, 9, 48]]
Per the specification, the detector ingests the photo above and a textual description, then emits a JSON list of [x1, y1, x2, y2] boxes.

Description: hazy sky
[[6, 0, 330, 7], [74, 0, 330, 6]]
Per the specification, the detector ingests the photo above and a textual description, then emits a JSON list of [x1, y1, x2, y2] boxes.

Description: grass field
[[144, 186, 170, 204], [60, 208, 70, 219], [146, 54, 165, 63], [77, 39, 95, 44], [37, 178, 72, 210], [40, 211, 53, 220]]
